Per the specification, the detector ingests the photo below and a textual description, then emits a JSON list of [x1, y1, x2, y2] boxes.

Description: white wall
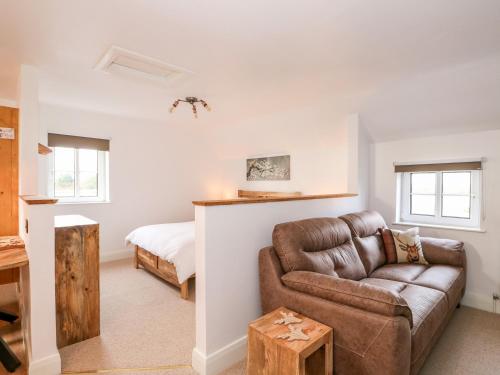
[[16, 65, 61, 375], [371, 129, 500, 312], [203, 103, 352, 197], [19, 201, 61, 375], [41, 104, 212, 259], [40, 103, 358, 259], [18, 65, 41, 196]]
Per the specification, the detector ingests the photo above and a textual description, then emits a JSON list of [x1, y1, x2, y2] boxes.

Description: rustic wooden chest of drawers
[[55, 215, 100, 348]]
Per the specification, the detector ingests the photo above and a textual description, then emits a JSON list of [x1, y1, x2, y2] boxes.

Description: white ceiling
[[2, 0, 500, 140]]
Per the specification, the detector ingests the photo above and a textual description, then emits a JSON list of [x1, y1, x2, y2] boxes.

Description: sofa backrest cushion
[[340, 211, 387, 275], [272, 217, 367, 280]]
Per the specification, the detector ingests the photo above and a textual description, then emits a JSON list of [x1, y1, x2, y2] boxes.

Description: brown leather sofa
[[259, 211, 466, 375]]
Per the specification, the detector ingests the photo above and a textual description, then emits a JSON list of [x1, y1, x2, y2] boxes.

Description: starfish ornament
[[273, 311, 303, 326], [276, 325, 310, 342]]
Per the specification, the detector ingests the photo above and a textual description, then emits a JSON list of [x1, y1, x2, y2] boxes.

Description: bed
[[125, 221, 195, 299], [125, 191, 300, 300]]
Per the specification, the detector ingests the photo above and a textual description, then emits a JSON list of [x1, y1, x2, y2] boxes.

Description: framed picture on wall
[[246, 155, 290, 181]]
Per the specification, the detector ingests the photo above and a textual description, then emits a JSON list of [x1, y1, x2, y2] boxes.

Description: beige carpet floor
[[220, 305, 500, 375], [59, 258, 197, 375], [11, 258, 495, 375]]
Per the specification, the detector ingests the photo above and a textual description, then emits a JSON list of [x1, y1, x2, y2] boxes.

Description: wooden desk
[[0, 237, 27, 285], [0, 248, 28, 271], [0, 236, 26, 373]]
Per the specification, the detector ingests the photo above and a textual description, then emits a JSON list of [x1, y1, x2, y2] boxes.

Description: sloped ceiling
[[1, 0, 500, 140]]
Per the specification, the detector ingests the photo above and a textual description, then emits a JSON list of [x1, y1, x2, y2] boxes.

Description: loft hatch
[[95, 46, 191, 84]]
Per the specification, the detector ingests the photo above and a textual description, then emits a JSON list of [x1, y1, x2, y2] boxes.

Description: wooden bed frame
[[133, 191, 300, 300], [134, 245, 193, 300]]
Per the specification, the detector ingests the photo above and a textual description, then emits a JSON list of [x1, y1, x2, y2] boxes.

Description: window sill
[[56, 200, 112, 206], [393, 221, 485, 233]]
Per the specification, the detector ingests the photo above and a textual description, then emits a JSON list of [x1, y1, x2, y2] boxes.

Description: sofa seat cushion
[[399, 284, 448, 364], [369, 263, 465, 309], [410, 265, 465, 308], [360, 277, 408, 294], [362, 277, 449, 363], [369, 263, 428, 283]]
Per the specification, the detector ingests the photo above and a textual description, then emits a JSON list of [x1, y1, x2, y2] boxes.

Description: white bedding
[[125, 221, 195, 284]]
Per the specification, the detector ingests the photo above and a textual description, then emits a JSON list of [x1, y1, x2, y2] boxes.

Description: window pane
[[443, 172, 471, 195], [54, 147, 75, 171], [54, 171, 75, 197], [79, 149, 98, 197], [79, 172, 98, 197], [411, 194, 436, 215], [443, 196, 470, 218], [54, 147, 75, 197], [79, 149, 98, 172], [411, 173, 436, 194]]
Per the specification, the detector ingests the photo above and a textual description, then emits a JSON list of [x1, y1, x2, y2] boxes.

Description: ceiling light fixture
[[169, 97, 211, 118]]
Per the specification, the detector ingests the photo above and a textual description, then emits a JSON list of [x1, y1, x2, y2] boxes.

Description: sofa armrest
[[281, 271, 412, 327], [420, 237, 465, 268]]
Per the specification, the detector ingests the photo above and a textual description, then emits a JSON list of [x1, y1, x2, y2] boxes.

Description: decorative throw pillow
[[391, 227, 428, 265], [378, 228, 397, 264]]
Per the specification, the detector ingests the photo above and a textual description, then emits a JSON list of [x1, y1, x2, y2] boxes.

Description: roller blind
[[48, 133, 110, 151], [394, 160, 482, 173]]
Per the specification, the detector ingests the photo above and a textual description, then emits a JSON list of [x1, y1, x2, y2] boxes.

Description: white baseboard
[[462, 291, 498, 313], [29, 353, 61, 375], [192, 347, 206, 375], [192, 335, 247, 375], [100, 248, 133, 263]]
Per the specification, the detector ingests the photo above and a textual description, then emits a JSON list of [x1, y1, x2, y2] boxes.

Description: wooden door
[[0, 106, 19, 236]]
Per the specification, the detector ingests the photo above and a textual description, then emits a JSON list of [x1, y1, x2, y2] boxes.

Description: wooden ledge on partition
[[20, 195, 58, 205], [38, 143, 52, 155], [237, 190, 302, 198], [192, 193, 358, 206]]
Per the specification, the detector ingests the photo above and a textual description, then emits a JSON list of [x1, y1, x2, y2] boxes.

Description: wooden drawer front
[[137, 248, 158, 268], [157, 258, 179, 284]]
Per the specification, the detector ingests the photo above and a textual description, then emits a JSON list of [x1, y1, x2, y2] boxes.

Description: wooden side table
[[247, 307, 333, 375]]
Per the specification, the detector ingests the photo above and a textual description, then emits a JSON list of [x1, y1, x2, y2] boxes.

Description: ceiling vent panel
[[95, 46, 192, 85]]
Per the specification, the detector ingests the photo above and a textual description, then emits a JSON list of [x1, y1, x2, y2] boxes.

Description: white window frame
[[48, 147, 110, 203], [398, 170, 481, 228]]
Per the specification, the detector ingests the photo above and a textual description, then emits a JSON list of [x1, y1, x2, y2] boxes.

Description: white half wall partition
[[16, 65, 61, 374], [192, 195, 367, 375], [18, 197, 61, 375], [191, 114, 371, 375]]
